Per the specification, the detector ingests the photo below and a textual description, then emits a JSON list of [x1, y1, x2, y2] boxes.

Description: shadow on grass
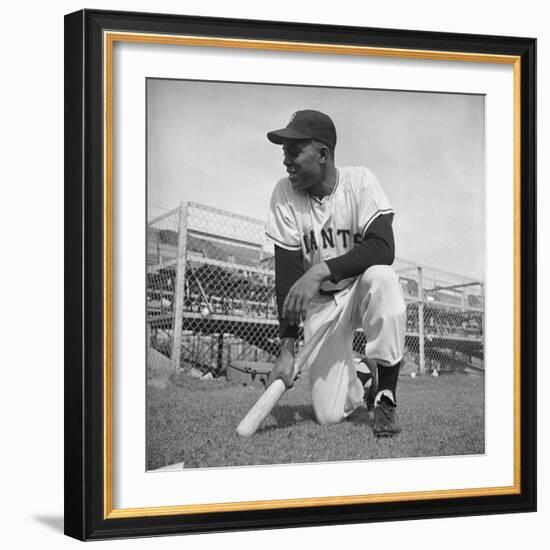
[[262, 404, 316, 433], [265, 403, 373, 432]]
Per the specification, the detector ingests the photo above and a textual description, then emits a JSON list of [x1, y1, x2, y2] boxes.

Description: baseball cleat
[[373, 395, 401, 437]]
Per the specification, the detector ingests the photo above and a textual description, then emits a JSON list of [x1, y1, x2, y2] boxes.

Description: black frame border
[[64, 9, 536, 541]]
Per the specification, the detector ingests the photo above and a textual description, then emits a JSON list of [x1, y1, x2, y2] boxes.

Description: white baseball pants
[[304, 265, 406, 425]]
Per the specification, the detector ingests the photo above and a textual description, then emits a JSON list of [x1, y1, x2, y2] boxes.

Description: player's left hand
[[283, 262, 331, 324], [267, 346, 297, 389]]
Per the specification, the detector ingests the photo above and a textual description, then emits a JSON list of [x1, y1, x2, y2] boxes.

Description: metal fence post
[[171, 202, 189, 371], [417, 266, 426, 374]]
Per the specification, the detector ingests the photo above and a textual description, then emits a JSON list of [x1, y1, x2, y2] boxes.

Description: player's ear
[[318, 145, 330, 164]]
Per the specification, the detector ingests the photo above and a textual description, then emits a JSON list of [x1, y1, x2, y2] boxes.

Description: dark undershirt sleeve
[[325, 213, 395, 283], [274, 245, 304, 339]]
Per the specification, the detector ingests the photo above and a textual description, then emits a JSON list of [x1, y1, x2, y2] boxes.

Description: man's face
[[282, 140, 324, 191]]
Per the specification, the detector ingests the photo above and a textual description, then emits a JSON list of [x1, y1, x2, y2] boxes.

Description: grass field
[[146, 371, 484, 470]]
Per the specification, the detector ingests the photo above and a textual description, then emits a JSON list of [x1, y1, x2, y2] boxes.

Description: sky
[[147, 79, 485, 280]]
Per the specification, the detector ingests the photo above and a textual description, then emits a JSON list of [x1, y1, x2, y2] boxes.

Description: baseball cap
[[267, 110, 337, 149]]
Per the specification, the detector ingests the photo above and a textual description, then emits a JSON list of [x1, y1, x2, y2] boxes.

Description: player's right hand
[[266, 347, 297, 390], [283, 262, 331, 324]]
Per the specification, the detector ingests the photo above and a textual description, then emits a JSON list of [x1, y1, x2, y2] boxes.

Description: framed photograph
[[64, 9, 536, 540]]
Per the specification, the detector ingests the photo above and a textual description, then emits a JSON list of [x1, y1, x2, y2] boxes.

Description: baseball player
[[265, 109, 406, 437]]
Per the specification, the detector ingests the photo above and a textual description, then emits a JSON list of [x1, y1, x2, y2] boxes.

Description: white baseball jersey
[[266, 166, 394, 292]]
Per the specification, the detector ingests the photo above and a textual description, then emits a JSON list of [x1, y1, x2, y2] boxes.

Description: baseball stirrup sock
[[377, 361, 401, 402]]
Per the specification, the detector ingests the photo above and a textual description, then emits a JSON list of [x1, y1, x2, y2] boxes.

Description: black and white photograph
[[145, 78, 486, 470]]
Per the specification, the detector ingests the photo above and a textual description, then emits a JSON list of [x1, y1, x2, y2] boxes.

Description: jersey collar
[[310, 167, 340, 205]]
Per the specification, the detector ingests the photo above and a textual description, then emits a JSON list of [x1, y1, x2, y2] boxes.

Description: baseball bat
[[236, 298, 347, 438]]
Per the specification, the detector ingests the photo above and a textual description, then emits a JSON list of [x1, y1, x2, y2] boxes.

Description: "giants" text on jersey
[[303, 228, 363, 254]]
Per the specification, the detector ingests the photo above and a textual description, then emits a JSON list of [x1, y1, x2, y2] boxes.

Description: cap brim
[[267, 127, 312, 144]]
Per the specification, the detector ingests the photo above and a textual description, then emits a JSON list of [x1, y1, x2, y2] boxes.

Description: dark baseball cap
[[267, 110, 337, 149]]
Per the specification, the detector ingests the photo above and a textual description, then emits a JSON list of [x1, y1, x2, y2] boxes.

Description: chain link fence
[[394, 258, 484, 376], [147, 203, 484, 382], [146, 209, 180, 378]]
